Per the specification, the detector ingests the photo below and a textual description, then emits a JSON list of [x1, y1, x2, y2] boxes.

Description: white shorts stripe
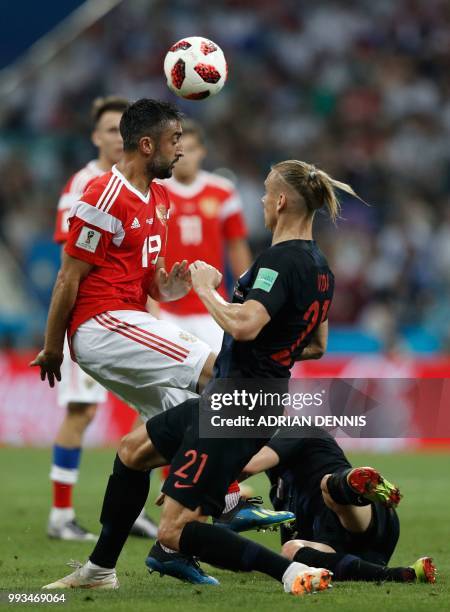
[[104, 311, 190, 356], [95, 314, 186, 363], [95, 316, 184, 363], [99, 312, 189, 359]]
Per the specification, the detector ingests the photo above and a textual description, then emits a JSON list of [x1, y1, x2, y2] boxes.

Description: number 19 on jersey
[[142, 235, 162, 267]]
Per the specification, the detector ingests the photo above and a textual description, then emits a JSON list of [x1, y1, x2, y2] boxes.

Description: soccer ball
[[163, 37, 227, 100]]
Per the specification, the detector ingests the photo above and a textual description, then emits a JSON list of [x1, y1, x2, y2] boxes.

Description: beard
[[147, 153, 178, 180]]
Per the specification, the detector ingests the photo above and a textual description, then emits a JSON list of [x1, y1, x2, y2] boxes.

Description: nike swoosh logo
[[174, 481, 194, 489]]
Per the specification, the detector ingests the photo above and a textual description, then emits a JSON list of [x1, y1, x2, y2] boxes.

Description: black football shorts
[[146, 398, 266, 517]]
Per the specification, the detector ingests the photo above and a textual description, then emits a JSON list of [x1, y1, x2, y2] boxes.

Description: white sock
[[282, 562, 311, 593], [223, 491, 240, 513], [85, 560, 115, 576], [49, 507, 75, 525], [159, 543, 177, 554]]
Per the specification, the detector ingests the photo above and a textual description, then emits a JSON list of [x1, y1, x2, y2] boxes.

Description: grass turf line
[[0, 448, 448, 611]]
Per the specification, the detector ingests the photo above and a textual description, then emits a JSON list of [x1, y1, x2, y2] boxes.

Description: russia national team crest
[[179, 331, 198, 343], [156, 204, 169, 225], [199, 197, 219, 218]]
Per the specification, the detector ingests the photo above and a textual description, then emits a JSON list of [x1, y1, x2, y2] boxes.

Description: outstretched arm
[[189, 260, 270, 341], [30, 252, 92, 386]]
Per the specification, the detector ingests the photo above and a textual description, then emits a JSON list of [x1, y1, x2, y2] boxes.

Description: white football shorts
[[57, 336, 107, 406], [159, 311, 224, 354], [71, 310, 212, 420]]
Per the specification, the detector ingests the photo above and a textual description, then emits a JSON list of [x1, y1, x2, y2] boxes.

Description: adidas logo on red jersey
[[131, 217, 141, 229]]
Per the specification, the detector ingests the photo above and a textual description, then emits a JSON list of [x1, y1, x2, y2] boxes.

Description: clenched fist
[[189, 260, 223, 293]]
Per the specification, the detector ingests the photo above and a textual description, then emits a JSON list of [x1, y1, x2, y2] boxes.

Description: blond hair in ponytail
[[272, 160, 363, 223]]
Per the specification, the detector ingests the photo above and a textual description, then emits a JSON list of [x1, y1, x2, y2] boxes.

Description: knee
[[118, 433, 141, 469], [320, 474, 339, 511], [283, 539, 336, 559], [67, 403, 97, 426], [320, 474, 330, 495], [281, 540, 303, 561], [118, 424, 157, 471], [157, 519, 182, 551]]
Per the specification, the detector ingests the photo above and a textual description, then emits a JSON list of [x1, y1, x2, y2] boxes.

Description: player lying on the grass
[[241, 430, 436, 584], [43, 160, 360, 595], [32, 98, 294, 584]]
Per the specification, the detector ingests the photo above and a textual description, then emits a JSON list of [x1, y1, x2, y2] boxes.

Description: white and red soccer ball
[[163, 36, 227, 100]]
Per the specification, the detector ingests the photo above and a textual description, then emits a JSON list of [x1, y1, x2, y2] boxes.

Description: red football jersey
[[160, 171, 247, 315], [54, 160, 104, 244], [65, 165, 168, 337]]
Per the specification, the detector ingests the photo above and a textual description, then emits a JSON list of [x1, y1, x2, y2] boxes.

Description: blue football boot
[[146, 542, 219, 585], [214, 496, 296, 533]]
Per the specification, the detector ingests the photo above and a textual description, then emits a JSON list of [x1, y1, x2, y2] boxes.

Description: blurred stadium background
[[0, 0, 449, 447]]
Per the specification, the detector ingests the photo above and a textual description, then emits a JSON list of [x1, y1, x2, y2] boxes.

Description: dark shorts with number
[[146, 398, 267, 517]]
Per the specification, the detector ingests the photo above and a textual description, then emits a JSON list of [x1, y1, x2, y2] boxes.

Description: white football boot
[[43, 560, 119, 590], [47, 509, 97, 542], [282, 562, 332, 595]]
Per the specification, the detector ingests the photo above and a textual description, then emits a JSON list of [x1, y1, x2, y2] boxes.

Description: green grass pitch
[[0, 448, 448, 611]]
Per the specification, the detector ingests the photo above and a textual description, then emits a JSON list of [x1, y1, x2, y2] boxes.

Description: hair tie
[[308, 167, 317, 181]]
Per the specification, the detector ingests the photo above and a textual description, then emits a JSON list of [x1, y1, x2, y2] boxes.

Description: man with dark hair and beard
[[32, 98, 219, 584]]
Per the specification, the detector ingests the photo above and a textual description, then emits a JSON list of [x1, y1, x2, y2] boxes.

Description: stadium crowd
[[1, 0, 449, 350]]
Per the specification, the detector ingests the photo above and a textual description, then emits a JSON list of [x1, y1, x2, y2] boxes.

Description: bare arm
[[30, 252, 93, 386], [241, 446, 280, 479], [190, 260, 270, 341], [296, 320, 328, 361], [196, 292, 270, 342], [227, 238, 252, 279], [146, 296, 160, 317]]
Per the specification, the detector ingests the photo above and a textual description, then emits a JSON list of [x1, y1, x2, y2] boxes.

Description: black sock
[[293, 547, 348, 575], [90, 454, 150, 568], [326, 469, 370, 506], [385, 567, 416, 582], [179, 521, 290, 582], [294, 547, 414, 582], [343, 558, 415, 582]]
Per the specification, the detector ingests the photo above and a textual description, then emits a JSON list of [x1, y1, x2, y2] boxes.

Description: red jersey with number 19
[[65, 165, 168, 338]]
